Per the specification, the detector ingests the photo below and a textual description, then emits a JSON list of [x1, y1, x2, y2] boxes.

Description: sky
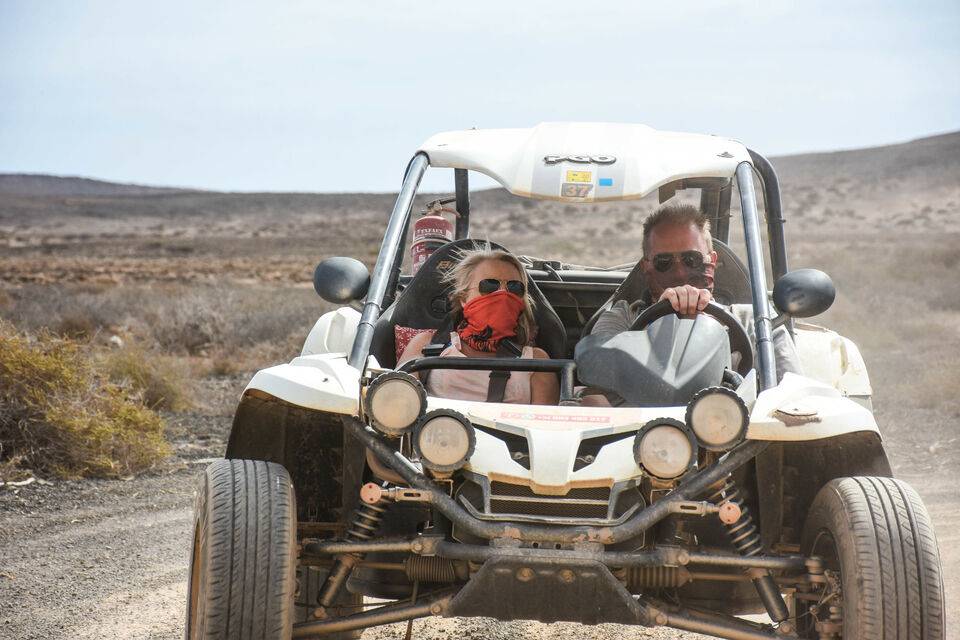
[[1, 1, 958, 193]]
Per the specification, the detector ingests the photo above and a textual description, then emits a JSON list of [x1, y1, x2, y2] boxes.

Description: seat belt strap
[[486, 339, 521, 403]]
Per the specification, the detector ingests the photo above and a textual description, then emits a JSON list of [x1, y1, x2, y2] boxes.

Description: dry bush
[[4, 284, 142, 339], [1, 283, 325, 358], [98, 342, 192, 411], [206, 353, 240, 377], [147, 291, 227, 354], [0, 322, 170, 478], [55, 310, 99, 339]]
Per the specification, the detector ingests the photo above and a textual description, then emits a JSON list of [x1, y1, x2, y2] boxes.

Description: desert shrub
[[0, 322, 169, 478], [98, 342, 192, 411], [1, 282, 326, 357], [206, 352, 240, 377], [4, 284, 140, 339], [55, 309, 99, 339], [147, 290, 227, 354]]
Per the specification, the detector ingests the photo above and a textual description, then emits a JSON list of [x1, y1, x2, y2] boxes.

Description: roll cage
[[348, 147, 789, 392]]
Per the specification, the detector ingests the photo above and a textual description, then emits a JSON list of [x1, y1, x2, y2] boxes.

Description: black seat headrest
[[369, 239, 568, 368]]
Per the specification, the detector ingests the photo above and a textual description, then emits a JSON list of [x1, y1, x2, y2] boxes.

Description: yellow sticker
[[565, 170, 592, 183]]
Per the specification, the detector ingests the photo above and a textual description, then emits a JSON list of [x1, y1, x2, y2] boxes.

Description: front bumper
[[342, 415, 768, 545]]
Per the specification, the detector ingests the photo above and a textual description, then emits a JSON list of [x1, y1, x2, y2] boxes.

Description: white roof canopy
[[419, 122, 752, 202]]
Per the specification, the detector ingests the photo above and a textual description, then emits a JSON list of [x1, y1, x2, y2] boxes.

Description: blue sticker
[[599, 178, 614, 187]]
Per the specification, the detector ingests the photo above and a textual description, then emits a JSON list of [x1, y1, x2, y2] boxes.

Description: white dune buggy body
[[247, 300, 878, 493], [187, 123, 944, 640]]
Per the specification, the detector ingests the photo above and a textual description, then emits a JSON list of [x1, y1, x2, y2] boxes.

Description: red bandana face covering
[[456, 290, 525, 352], [647, 261, 716, 302]]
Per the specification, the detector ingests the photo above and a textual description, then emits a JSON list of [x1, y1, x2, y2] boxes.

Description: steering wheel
[[629, 299, 754, 376]]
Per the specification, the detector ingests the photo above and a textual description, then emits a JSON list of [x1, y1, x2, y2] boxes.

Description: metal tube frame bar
[[747, 149, 788, 281], [734, 162, 777, 390], [433, 541, 806, 571], [657, 604, 793, 640], [342, 415, 769, 544], [306, 538, 422, 555], [292, 591, 454, 637], [454, 168, 470, 239], [290, 590, 796, 640], [306, 538, 807, 572], [348, 153, 430, 369]]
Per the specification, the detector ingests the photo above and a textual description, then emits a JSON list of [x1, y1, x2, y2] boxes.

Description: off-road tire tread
[[889, 478, 945, 640], [802, 477, 944, 640], [188, 459, 295, 640]]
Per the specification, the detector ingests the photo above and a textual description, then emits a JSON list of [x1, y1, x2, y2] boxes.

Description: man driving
[[590, 203, 802, 379]]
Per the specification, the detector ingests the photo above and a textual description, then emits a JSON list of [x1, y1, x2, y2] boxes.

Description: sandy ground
[[1, 133, 958, 638], [0, 406, 955, 640]]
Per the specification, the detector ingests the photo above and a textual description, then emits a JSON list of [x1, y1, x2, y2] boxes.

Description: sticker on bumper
[[561, 183, 593, 198], [565, 170, 593, 183]]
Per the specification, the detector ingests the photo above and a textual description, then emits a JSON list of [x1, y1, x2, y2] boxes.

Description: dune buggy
[[186, 123, 945, 639]]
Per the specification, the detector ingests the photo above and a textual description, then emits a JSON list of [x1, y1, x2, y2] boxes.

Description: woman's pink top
[[423, 333, 535, 404]]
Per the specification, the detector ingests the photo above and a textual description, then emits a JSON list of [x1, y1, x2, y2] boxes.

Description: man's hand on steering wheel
[[629, 298, 754, 376], [659, 285, 712, 316]]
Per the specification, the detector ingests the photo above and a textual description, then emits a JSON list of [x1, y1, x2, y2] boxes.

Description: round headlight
[[633, 418, 697, 480], [414, 409, 476, 472], [685, 387, 748, 451], [364, 371, 426, 436]]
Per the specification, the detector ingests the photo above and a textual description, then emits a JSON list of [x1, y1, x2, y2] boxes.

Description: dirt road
[[1, 405, 956, 640]]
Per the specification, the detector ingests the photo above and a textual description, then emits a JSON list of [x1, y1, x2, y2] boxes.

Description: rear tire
[[186, 459, 296, 640], [800, 476, 945, 639]]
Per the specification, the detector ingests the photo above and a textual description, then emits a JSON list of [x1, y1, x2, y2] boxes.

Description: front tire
[[800, 477, 945, 639], [186, 459, 296, 640]]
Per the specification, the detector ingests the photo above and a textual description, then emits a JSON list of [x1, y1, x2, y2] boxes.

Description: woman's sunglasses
[[478, 278, 525, 296], [649, 250, 710, 273]]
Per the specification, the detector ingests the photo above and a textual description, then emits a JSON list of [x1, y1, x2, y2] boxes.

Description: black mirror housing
[[772, 269, 836, 318], [314, 257, 370, 304]]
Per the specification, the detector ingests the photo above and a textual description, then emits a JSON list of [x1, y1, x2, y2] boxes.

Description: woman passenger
[[398, 247, 559, 405]]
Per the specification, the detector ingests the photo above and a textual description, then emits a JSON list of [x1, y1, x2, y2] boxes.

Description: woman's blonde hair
[[443, 245, 537, 346]]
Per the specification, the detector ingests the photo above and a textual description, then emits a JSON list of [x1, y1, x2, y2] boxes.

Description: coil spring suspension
[[316, 497, 389, 613], [707, 475, 789, 623], [346, 500, 388, 542], [708, 476, 762, 556]]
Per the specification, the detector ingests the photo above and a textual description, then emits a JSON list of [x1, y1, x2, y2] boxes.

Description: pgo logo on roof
[[543, 154, 616, 165]]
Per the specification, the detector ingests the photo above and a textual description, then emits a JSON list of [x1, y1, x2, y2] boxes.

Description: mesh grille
[[490, 482, 611, 501], [487, 481, 612, 519], [489, 498, 609, 519]]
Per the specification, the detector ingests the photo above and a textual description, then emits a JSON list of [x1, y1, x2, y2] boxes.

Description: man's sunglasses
[[649, 251, 711, 273], [478, 278, 525, 296]]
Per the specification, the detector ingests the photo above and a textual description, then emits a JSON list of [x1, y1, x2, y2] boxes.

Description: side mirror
[[313, 257, 370, 304], [772, 269, 836, 318]]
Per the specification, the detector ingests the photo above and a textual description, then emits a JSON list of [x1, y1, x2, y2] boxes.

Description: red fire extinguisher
[[411, 198, 457, 274]]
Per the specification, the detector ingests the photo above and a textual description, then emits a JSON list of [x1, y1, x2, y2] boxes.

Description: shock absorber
[[708, 477, 762, 556], [708, 476, 789, 623], [315, 489, 390, 616]]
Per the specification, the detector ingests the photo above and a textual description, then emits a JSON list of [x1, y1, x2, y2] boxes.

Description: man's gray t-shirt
[[591, 299, 802, 381]]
